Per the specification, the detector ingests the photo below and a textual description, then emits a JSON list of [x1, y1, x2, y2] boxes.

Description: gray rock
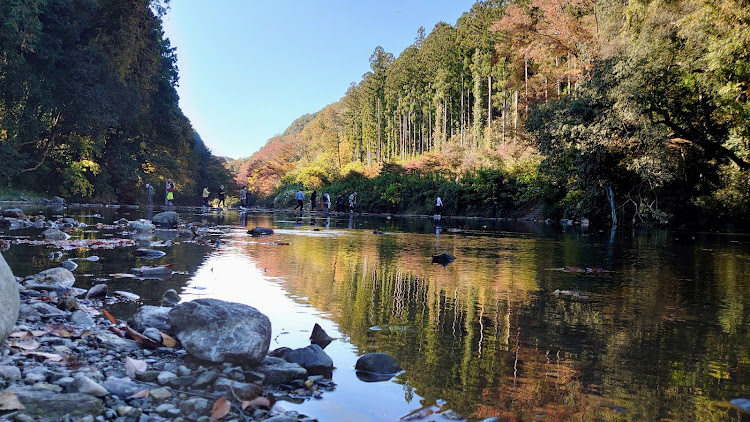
[[161, 289, 180, 306], [151, 211, 180, 228], [70, 374, 108, 397], [279, 344, 333, 374], [43, 228, 70, 240], [30, 301, 65, 316], [95, 331, 139, 352], [2, 208, 24, 218], [355, 352, 401, 374], [213, 378, 262, 400], [0, 365, 22, 381], [149, 387, 172, 400], [69, 310, 96, 327], [131, 305, 172, 333], [0, 253, 20, 342], [263, 416, 297, 422], [7, 385, 104, 418], [102, 376, 143, 398], [157, 371, 176, 385], [180, 397, 209, 415], [255, 357, 307, 385], [143, 327, 162, 343], [168, 299, 271, 365], [51, 196, 66, 204], [129, 220, 155, 233], [192, 370, 219, 388], [28, 267, 76, 289], [86, 283, 108, 298]]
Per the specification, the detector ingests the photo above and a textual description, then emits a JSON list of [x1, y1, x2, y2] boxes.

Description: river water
[[4, 206, 750, 421]]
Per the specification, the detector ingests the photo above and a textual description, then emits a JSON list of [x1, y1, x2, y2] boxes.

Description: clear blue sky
[[162, 1, 477, 159]]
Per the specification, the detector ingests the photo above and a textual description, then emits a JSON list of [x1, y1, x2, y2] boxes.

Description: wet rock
[[70, 374, 108, 397], [7, 386, 104, 418], [255, 357, 307, 385], [161, 289, 180, 306], [43, 228, 70, 240], [129, 220, 155, 233], [278, 344, 333, 375], [51, 196, 65, 204], [152, 211, 180, 228], [131, 305, 172, 333], [168, 299, 271, 365], [86, 283, 108, 298], [214, 378, 262, 400], [0, 253, 20, 342], [134, 248, 165, 259], [355, 352, 400, 375], [94, 331, 139, 352], [60, 259, 78, 272], [248, 226, 274, 236]]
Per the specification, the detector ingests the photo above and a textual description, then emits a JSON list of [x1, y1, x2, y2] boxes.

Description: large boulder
[[128, 219, 155, 233], [0, 253, 20, 343], [151, 211, 180, 228], [42, 228, 70, 240], [278, 344, 333, 375], [168, 299, 271, 365]]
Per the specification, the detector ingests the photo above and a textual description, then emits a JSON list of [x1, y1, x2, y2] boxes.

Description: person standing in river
[[323, 192, 331, 216], [166, 180, 175, 206], [311, 190, 317, 212], [435, 196, 443, 216], [145, 184, 154, 206], [240, 186, 247, 208], [217, 185, 226, 208], [294, 188, 304, 212], [349, 192, 357, 213]]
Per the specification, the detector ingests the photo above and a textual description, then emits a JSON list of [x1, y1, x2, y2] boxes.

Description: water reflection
[[4, 207, 750, 420]]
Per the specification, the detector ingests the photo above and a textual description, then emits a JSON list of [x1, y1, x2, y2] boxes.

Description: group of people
[[294, 188, 358, 215], [145, 181, 251, 209]]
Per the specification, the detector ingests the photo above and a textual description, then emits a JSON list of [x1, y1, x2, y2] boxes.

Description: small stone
[[155, 403, 177, 415], [117, 405, 134, 416], [149, 387, 173, 400], [0, 365, 22, 380], [157, 371, 176, 385], [70, 374, 108, 397]]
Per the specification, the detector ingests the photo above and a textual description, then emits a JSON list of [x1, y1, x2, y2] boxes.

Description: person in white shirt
[[435, 196, 443, 215]]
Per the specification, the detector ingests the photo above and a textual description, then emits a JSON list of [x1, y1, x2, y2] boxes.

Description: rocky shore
[[0, 209, 401, 422]]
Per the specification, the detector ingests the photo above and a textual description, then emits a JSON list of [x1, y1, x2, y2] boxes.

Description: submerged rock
[[134, 248, 166, 259], [0, 253, 20, 342], [168, 299, 272, 365], [431, 252, 455, 266], [151, 211, 180, 228], [43, 228, 70, 240]]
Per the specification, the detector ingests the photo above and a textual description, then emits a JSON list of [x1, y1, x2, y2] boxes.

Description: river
[[4, 205, 750, 421]]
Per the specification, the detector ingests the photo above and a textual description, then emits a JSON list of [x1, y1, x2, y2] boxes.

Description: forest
[[0, 0, 232, 204], [1, 0, 748, 229], [237, 0, 750, 230]]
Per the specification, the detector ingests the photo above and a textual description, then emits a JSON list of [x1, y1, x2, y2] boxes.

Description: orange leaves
[[210, 397, 232, 421]]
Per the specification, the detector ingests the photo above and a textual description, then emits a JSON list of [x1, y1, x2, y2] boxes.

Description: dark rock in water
[[355, 352, 401, 375], [86, 283, 108, 298], [310, 323, 333, 348], [248, 226, 274, 236], [431, 252, 455, 266], [152, 211, 180, 228], [355, 371, 396, 382], [2, 208, 24, 218], [134, 248, 166, 259], [0, 253, 20, 343], [168, 298, 271, 365], [60, 259, 78, 272], [51, 196, 66, 204], [7, 386, 104, 418], [161, 288, 180, 306], [131, 305, 172, 333], [278, 344, 334, 375]]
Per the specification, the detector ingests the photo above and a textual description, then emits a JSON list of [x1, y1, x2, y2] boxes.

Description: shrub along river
[[4, 205, 750, 421]]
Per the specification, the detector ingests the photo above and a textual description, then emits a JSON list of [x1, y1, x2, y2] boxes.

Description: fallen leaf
[[0, 392, 25, 411], [9, 339, 40, 350], [159, 332, 177, 348], [102, 309, 117, 325], [125, 357, 147, 376], [210, 397, 231, 421], [21, 351, 63, 362], [128, 390, 150, 399], [241, 396, 270, 410], [125, 326, 160, 349]]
